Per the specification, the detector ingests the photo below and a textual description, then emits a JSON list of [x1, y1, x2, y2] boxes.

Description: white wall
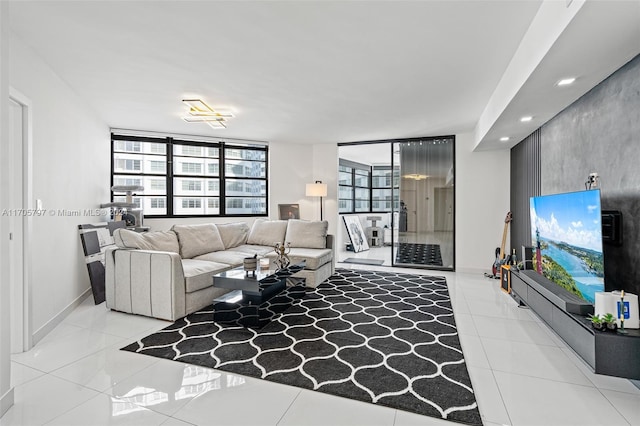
[[455, 132, 510, 273], [311, 144, 339, 236], [0, 0, 14, 416], [9, 33, 110, 342]]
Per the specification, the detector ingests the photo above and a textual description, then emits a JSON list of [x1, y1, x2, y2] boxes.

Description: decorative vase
[[273, 242, 291, 271], [606, 322, 617, 332]]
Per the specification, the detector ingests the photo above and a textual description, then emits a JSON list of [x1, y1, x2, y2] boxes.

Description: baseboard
[[455, 267, 487, 275], [0, 387, 14, 418], [32, 288, 92, 345]]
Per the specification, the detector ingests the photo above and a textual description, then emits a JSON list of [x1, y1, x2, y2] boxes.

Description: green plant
[[602, 313, 617, 324], [588, 313, 603, 324]]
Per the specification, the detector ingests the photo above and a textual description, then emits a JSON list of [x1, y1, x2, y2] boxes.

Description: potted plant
[[588, 313, 605, 331], [602, 313, 618, 331]]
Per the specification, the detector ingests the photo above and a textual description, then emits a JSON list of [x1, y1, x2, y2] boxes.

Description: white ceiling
[[7, 1, 640, 149]]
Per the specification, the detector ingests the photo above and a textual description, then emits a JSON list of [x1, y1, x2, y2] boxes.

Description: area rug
[[342, 258, 385, 265], [122, 269, 481, 425], [395, 243, 443, 266]]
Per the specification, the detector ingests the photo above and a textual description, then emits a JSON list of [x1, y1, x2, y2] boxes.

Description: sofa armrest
[[326, 234, 335, 273], [105, 247, 186, 321]]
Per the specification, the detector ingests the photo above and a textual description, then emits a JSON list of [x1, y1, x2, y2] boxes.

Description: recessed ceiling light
[[500, 137, 510, 142], [520, 116, 533, 122], [557, 77, 576, 86]]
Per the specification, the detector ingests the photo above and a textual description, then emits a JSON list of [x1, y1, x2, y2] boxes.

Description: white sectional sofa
[[105, 219, 334, 321]]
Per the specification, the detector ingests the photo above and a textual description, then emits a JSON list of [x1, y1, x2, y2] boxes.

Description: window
[[112, 137, 168, 214], [181, 162, 202, 174], [182, 198, 202, 209], [371, 166, 399, 212], [113, 177, 142, 187], [150, 198, 165, 209], [149, 160, 165, 173], [181, 180, 202, 191], [338, 160, 370, 213], [181, 146, 202, 156], [150, 143, 166, 154], [115, 159, 141, 172], [208, 163, 219, 175], [150, 179, 165, 191], [111, 133, 268, 217], [114, 141, 141, 152]]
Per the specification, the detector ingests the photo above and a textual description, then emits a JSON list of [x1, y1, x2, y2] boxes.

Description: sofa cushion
[[232, 244, 275, 257], [247, 219, 288, 246], [284, 220, 328, 249], [182, 259, 230, 293], [193, 250, 251, 268], [216, 222, 250, 249], [172, 224, 225, 259], [263, 247, 332, 270], [113, 229, 180, 253]]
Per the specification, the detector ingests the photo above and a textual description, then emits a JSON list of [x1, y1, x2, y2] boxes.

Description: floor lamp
[[306, 181, 328, 220]]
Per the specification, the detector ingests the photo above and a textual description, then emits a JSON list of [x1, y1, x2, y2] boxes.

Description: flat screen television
[[529, 189, 604, 304]]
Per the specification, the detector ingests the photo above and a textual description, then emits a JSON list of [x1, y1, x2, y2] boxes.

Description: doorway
[[9, 89, 32, 353]]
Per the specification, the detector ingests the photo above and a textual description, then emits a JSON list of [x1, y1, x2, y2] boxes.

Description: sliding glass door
[[392, 137, 455, 270], [337, 137, 454, 270]]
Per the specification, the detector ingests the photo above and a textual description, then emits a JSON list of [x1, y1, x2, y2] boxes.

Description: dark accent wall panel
[[510, 129, 541, 258], [540, 53, 640, 297]]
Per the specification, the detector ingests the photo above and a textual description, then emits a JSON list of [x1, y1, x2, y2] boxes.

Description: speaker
[[521, 246, 534, 270]]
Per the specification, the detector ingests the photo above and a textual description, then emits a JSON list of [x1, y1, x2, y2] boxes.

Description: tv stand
[[510, 269, 640, 380], [517, 270, 594, 315]]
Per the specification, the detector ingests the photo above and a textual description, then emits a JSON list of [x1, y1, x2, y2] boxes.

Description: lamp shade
[[306, 182, 327, 197]]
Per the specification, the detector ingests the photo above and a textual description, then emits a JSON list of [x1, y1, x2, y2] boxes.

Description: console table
[[509, 268, 640, 380]]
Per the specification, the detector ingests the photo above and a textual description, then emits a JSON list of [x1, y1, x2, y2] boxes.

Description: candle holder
[[273, 242, 291, 271]]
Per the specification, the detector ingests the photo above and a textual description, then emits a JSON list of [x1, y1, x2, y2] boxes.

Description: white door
[[9, 90, 32, 354], [9, 98, 24, 353], [434, 187, 454, 232]]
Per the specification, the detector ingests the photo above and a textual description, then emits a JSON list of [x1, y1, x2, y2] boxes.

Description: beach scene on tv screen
[[530, 190, 604, 304]]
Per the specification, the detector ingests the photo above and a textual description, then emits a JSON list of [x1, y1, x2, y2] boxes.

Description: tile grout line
[[275, 388, 304, 425]]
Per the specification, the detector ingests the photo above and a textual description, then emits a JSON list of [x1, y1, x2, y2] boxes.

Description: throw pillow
[[284, 219, 328, 249], [113, 229, 180, 253], [216, 222, 250, 249], [247, 218, 288, 246], [172, 223, 225, 258]]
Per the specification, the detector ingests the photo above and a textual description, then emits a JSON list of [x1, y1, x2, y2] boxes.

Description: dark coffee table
[[211, 262, 306, 328]]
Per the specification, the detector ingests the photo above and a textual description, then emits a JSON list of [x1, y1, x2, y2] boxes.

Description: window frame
[[111, 133, 269, 218]]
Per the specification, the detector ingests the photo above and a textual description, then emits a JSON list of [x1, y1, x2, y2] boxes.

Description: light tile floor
[[3, 264, 640, 426]]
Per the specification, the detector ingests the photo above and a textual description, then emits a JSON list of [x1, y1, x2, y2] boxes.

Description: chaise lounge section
[[105, 219, 334, 321]]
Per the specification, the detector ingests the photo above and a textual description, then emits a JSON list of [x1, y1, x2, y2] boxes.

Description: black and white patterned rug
[[395, 243, 443, 266], [122, 269, 481, 425]]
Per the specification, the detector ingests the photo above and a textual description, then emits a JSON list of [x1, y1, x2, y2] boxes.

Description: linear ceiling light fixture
[[182, 98, 234, 129]]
